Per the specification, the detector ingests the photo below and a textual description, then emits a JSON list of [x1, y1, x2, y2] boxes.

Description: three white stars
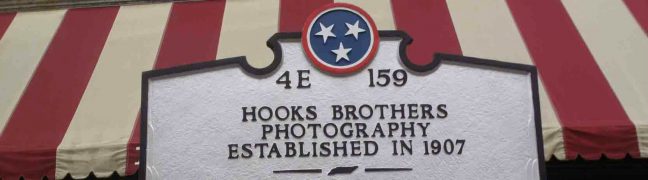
[[314, 20, 366, 62], [331, 43, 352, 62]]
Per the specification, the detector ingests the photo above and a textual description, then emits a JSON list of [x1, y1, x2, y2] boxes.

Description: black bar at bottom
[[364, 168, 413, 172], [273, 169, 322, 174]]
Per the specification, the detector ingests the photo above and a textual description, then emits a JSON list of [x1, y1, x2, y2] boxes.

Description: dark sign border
[[139, 30, 546, 180]]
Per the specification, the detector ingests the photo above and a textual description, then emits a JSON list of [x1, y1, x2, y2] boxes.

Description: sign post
[[140, 3, 545, 179]]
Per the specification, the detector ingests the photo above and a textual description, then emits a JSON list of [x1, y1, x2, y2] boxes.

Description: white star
[[315, 22, 336, 44], [345, 20, 366, 40], [331, 42, 352, 62]]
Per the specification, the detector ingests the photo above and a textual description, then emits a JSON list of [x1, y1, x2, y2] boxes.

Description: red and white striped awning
[[0, 0, 646, 179]]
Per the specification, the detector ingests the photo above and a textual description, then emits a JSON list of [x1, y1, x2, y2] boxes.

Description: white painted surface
[[146, 40, 540, 179]]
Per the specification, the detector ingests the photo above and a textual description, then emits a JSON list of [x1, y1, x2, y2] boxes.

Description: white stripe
[[216, 0, 280, 68], [562, 0, 648, 157], [447, 0, 565, 160], [335, 0, 395, 30], [0, 10, 65, 134], [55, 3, 171, 179]]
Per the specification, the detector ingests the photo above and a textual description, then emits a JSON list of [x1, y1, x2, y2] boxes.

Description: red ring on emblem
[[301, 3, 380, 75]]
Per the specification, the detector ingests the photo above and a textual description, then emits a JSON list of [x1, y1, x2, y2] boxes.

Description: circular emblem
[[302, 3, 380, 74]]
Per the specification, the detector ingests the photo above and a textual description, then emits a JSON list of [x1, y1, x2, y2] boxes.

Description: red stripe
[[0, 7, 119, 179], [279, 0, 332, 32], [624, 0, 648, 35], [151, 0, 227, 69], [507, 0, 639, 160], [0, 12, 16, 40], [391, 0, 462, 65], [125, 0, 226, 175], [126, 114, 141, 175]]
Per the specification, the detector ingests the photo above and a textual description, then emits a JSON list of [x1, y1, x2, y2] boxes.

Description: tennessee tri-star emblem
[[302, 3, 380, 74]]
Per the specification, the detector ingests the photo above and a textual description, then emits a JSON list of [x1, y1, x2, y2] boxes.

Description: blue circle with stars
[[303, 4, 378, 74], [309, 9, 371, 67]]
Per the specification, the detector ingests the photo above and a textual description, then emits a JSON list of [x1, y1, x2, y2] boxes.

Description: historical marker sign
[[141, 3, 544, 180]]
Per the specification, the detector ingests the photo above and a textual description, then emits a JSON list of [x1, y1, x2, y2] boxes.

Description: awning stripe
[[336, 0, 395, 30], [152, 0, 226, 70], [215, 0, 279, 68], [0, 12, 16, 134], [391, 0, 462, 65], [0, 10, 64, 136], [623, 0, 648, 35], [446, 0, 566, 160], [55, 4, 171, 179], [507, 0, 640, 160], [0, 12, 14, 39], [279, 0, 332, 32], [126, 0, 228, 176], [0, 1, 646, 178], [563, 0, 648, 158], [0, 7, 119, 179], [126, 115, 142, 176]]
